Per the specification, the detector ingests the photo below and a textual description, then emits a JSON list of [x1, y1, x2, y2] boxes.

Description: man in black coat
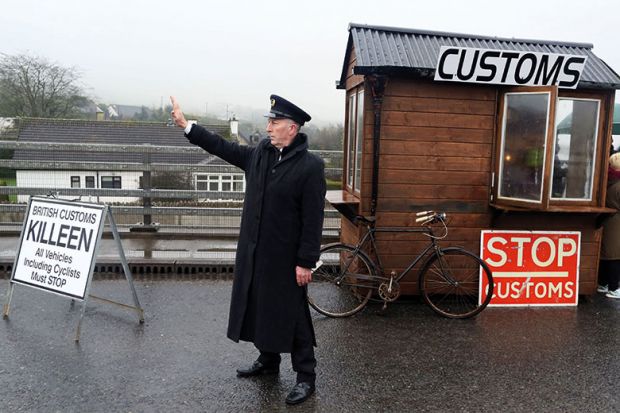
[[171, 94, 325, 405]]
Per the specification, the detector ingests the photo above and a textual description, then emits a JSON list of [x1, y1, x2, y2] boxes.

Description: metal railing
[[0, 141, 343, 236]]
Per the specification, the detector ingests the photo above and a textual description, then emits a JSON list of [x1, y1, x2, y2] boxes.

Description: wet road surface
[[0, 279, 619, 412]]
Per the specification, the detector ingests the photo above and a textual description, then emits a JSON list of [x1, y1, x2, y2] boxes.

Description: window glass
[[347, 93, 356, 189], [551, 98, 599, 200], [70, 176, 80, 188], [101, 176, 121, 189], [221, 175, 232, 192], [233, 175, 244, 192], [101, 176, 113, 189], [85, 176, 95, 188], [354, 90, 364, 192], [499, 93, 549, 202]]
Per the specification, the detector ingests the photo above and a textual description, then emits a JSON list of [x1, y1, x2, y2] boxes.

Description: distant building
[[0, 118, 15, 135], [12, 118, 240, 203], [106, 104, 154, 120]]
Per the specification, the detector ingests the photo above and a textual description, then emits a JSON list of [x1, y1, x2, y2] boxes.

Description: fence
[[0, 138, 344, 274]]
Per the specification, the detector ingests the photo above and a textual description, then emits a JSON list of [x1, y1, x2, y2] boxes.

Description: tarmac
[[1, 278, 619, 412]]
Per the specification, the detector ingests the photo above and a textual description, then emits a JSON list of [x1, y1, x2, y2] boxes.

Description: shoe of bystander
[[605, 288, 620, 299]]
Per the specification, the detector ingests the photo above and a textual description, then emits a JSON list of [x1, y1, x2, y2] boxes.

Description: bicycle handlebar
[[354, 212, 446, 226], [415, 211, 447, 224]]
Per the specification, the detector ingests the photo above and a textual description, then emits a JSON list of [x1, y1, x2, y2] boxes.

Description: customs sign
[[480, 230, 580, 306], [434, 46, 587, 89], [11, 197, 105, 300]]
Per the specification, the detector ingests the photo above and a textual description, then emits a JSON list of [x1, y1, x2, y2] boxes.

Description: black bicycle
[[308, 211, 494, 319]]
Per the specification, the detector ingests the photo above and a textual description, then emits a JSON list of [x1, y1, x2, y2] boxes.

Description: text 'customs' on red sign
[[480, 231, 581, 306]]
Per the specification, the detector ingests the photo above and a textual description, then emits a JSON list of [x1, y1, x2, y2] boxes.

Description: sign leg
[[3, 283, 14, 319], [108, 208, 144, 323], [75, 299, 88, 342]]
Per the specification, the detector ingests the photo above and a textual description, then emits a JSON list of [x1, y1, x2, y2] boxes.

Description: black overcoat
[[186, 125, 326, 353]]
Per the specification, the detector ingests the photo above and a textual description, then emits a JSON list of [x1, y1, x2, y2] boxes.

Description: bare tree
[[0, 53, 89, 117]]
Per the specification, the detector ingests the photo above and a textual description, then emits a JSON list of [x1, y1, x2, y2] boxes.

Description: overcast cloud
[[1, 0, 618, 124]]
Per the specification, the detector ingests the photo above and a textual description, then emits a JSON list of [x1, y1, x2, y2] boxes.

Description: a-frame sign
[[3, 196, 144, 341]]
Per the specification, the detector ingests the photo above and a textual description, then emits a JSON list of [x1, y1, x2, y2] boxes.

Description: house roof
[[338, 23, 620, 89], [13, 118, 230, 165]]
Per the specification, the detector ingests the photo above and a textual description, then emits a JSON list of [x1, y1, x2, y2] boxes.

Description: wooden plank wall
[[341, 75, 602, 295], [361, 78, 496, 291]]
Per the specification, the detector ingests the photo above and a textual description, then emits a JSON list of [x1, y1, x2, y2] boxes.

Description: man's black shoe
[[236, 361, 279, 378], [285, 382, 315, 405]]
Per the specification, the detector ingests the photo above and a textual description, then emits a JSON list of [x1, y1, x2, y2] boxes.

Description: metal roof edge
[[337, 31, 354, 89], [348, 22, 594, 49]]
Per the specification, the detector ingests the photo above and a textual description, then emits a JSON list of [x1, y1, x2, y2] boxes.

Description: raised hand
[[170, 96, 188, 129]]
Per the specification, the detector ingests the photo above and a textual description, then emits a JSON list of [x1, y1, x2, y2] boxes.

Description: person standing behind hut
[[598, 152, 620, 298]]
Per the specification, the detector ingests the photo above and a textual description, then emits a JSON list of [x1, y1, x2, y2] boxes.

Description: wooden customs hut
[[329, 23, 620, 296]]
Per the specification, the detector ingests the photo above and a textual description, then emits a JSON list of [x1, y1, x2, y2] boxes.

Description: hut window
[[495, 88, 604, 210], [345, 88, 364, 194], [70, 176, 81, 188], [550, 98, 600, 200], [346, 93, 356, 189], [498, 92, 550, 203], [354, 90, 364, 192]]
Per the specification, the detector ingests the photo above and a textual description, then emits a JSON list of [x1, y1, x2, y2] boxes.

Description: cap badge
[[271, 98, 276, 107]]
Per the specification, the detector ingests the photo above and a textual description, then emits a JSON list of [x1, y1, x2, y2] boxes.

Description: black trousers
[[257, 302, 316, 384], [599, 259, 620, 291]]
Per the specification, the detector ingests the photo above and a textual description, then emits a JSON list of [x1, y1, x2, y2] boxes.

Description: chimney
[[230, 115, 239, 138]]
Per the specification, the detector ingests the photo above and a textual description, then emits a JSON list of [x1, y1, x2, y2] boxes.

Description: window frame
[[549, 95, 602, 207], [344, 86, 364, 196], [195, 173, 245, 193], [345, 92, 357, 191], [493, 86, 608, 211], [101, 176, 121, 189], [85, 176, 95, 188]]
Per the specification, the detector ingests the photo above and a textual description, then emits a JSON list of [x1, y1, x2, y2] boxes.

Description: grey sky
[[1, 0, 618, 124]]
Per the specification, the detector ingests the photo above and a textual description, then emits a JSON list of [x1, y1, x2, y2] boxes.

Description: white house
[[13, 118, 236, 204]]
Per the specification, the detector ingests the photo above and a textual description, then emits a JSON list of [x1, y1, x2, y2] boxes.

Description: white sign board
[[11, 197, 105, 300], [434, 46, 587, 89]]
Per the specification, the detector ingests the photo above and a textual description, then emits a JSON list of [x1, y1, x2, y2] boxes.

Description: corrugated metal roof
[[338, 23, 620, 89]]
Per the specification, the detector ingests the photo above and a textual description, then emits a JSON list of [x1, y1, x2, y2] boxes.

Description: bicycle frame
[[351, 224, 443, 284]]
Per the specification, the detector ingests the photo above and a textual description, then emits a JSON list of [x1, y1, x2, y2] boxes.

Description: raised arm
[[170, 96, 253, 170]]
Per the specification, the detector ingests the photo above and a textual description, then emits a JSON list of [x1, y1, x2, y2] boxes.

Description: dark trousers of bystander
[[598, 259, 620, 291]]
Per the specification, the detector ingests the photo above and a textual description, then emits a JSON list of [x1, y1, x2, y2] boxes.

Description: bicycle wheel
[[308, 243, 375, 318], [419, 247, 493, 319]]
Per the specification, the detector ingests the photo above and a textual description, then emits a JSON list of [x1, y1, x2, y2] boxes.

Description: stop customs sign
[[480, 231, 581, 306]]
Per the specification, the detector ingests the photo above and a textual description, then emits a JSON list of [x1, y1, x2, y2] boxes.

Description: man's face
[[266, 118, 297, 149]]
